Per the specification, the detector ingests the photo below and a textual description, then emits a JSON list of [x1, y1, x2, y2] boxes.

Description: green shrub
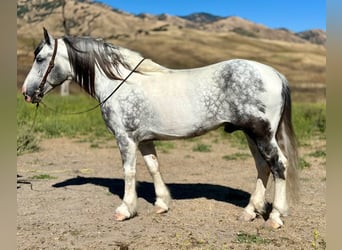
[[232, 28, 257, 38]]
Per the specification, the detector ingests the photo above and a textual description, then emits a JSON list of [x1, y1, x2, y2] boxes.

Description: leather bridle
[[30, 38, 145, 115], [32, 38, 58, 104]]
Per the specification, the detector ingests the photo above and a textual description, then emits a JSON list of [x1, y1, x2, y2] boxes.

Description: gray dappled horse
[[22, 29, 298, 228]]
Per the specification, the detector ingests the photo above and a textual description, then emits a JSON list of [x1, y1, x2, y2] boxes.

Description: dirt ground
[[17, 134, 326, 249]]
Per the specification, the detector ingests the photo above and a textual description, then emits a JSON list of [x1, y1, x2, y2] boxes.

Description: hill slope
[[17, 0, 326, 102], [17, 0, 326, 44]]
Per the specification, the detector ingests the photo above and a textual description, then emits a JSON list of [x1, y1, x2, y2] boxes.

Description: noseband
[[33, 38, 58, 103]]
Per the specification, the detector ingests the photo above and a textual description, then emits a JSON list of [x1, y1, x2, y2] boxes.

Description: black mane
[[34, 41, 45, 59], [62, 36, 131, 97]]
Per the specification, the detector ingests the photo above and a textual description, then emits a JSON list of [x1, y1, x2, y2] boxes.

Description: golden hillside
[[17, 0, 326, 101]]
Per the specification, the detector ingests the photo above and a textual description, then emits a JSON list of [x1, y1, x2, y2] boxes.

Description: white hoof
[[265, 218, 283, 229], [155, 206, 168, 214], [155, 197, 169, 214], [265, 211, 284, 229], [239, 210, 257, 222], [114, 203, 136, 221], [114, 212, 129, 221]]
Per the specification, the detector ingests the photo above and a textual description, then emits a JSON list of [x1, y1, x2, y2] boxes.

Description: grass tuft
[[17, 124, 40, 155], [234, 231, 270, 245], [299, 157, 311, 169], [155, 141, 175, 153], [30, 174, 57, 180], [222, 152, 250, 161], [309, 150, 326, 158], [192, 143, 211, 152]]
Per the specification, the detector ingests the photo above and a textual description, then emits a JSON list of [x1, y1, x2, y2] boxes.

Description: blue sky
[[96, 0, 326, 32]]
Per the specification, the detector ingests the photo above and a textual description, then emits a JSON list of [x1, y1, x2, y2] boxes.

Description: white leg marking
[[139, 142, 171, 213], [273, 148, 289, 214], [240, 135, 270, 221], [144, 154, 171, 212], [266, 146, 289, 228], [115, 139, 138, 221]]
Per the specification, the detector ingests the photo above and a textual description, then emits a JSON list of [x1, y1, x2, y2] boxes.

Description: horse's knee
[[271, 159, 286, 180], [255, 140, 286, 180]]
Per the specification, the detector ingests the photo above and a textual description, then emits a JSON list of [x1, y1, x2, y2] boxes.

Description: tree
[[60, 0, 70, 96]]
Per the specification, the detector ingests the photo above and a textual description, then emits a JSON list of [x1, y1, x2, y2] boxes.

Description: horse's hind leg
[[252, 135, 289, 228], [139, 141, 171, 214], [240, 133, 271, 222]]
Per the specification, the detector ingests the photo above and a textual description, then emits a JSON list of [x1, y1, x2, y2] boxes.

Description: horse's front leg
[[114, 135, 138, 221]]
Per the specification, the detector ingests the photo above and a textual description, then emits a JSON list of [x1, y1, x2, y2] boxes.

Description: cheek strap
[[33, 38, 58, 103]]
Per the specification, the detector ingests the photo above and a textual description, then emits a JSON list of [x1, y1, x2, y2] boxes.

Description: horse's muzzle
[[22, 90, 43, 104], [23, 93, 32, 103]]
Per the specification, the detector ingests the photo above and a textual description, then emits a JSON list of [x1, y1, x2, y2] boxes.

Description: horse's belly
[[143, 86, 227, 139], [148, 105, 224, 139], [150, 121, 223, 140]]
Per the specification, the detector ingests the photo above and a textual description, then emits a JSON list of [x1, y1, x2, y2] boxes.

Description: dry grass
[[18, 24, 325, 70], [114, 27, 325, 85], [17, 17, 325, 102]]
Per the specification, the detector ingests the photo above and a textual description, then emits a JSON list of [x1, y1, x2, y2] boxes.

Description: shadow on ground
[[53, 176, 250, 208]]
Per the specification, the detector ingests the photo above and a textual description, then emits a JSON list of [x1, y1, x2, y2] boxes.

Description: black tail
[[276, 80, 299, 202]]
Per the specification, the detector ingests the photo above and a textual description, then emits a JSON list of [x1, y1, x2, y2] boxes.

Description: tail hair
[[276, 80, 300, 202]]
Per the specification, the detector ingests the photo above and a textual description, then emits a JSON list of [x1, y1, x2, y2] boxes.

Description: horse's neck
[[117, 47, 144, 66], [118, 47, 169, 73], [91, 47, 170, 102], [92, 63, 131, 102]]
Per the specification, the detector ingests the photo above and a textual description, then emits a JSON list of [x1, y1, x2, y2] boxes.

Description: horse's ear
[[43, 27, 53, 46]]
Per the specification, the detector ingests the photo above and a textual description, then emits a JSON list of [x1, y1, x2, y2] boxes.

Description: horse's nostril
[[23, 94, 32, 103]]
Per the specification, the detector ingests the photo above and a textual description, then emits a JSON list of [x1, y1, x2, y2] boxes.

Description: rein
[[33, 38, 58, 104], [39, 57, 146, 115]]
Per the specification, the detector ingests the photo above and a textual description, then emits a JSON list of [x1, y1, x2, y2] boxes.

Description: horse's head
[[22, 28, 72, 103]]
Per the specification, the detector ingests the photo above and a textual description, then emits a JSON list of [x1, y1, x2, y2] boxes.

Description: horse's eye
[[36, 56, 45, 63]]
